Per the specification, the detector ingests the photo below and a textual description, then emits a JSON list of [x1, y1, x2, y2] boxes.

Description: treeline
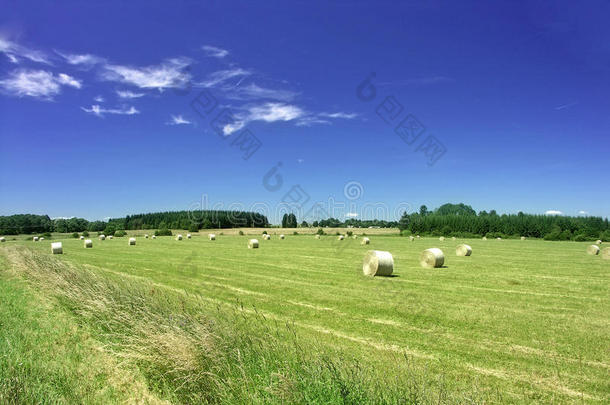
[[0, 210, 269, 235], [398, 203, 610, 241], [310, 218, 398, 228]]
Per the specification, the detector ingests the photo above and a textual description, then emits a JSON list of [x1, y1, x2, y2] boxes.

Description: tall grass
[[2, 246, 467, 404]]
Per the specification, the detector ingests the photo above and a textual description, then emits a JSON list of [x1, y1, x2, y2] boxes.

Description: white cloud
[[57, 73, 82, 88], [102, 57, 191, 90], [56, 51, 105, 67], [226, 83, 298, 101], [94, 95, 104, 102], [319, 112, 358, 119], [346, 213, 359, 218], [81, 104, 139, 117], [116, 89, 145, 99], [247, 102, 304, 123], [196, 68, 250, 88], [202, 45, 229, 58], [578, 210, 588, 215], [545, 210, 563, 216], [0, 69, 81, 99], [0, 36, 51, 64], [295, 116, 331, 127], [166, 115, 191, 125]]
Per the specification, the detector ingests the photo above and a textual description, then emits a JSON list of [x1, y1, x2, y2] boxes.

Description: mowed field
[[1, 233, 609, 403]]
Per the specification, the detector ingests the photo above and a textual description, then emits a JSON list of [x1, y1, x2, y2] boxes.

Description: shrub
[[400, 229, 411, 237], [262, 230, 268, 235], [114, 230, 127, 237], [188, 224, 200, 233], [72, 232, 79, 238], [155, 228, 172, 236], [293, 231, 298, 235], [573, 234, 588, 242], [238, 230, 244, 236], [346, 231, 353, 237], [41, 232, 52, 238], [82, 231, 89, 237], [336, 231, 341, 236]]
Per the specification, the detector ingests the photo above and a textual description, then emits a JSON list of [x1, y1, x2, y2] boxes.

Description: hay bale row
[[129, 237, 136, 246], [420, 248, 444, 268], [248, 239, 259, 248], [362, 250, 394, 276], [84, 239, 93, 248], [587, 245, 600, 255], [456, 244, 472, 256], [51, 242, 63, 254]]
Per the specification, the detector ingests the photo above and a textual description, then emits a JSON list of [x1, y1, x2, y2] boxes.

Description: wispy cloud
[[196, 68, 250, 88], [102, 57, 191, 90], [56, 51, 105, 68], [319, 112, 358, 119], [57, 73, 82, 89], [81, 104, 139, 117], [166, 115, 191, 125], [295, 116, 331, 127], [0, 36, 51, 64], [578, 210, 588, 215], [545, 210, 563, 216], [116, 89, 145, 99], [94, 95, 104, 103], [378, 76, 453, 86], [223, 102, 305, 134], [202, 45, 229, 58], [225, 83, 298, 101], [554, 101, 579, 111], [0, 69, 81, 100]]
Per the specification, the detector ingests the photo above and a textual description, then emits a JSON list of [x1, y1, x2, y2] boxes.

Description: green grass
[[1, 234, 608, 403]]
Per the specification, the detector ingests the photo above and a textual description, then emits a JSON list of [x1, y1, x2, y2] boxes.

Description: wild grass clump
[[2, 247, 452, 404]]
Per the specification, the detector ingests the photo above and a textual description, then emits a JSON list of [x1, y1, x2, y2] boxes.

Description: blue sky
[[1, 0, 609, 223]]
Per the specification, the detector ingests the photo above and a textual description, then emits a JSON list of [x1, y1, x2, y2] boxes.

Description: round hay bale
[[596, 240, 602, 245], [439, 236, 445, 242], [496, 237, 502, 240], [482, 236, 487, 240], [601, 247, 610, 260], [337, 235, 345, 241], [361, 237, 370, 245], [51, 242, 63, 254], [409, 236, 414, 241], [362, 250, 394, 276], [108, 235, 113, 240], [129, 237, 136, 246], [0, 237, 5, 242], [279, 234, 285, 239], [40, 237, 44, 241], [416, 235, 420, 239], [209, 234, 216, 240], [587, 245, 600, 255], [187, 234, 192, 239], [33, 236, 39, 241], [248, 239, 259, 249], [521, 236, 526, 240], [99, 235, 106, 240], [151, 235, 156, 239], [145, 234, 149, 238], [456, 244, 472, 256], [451, 237, 456, 241], [263, 234, 270, 240], [176, 234, 183, 241], [315, 234, 321, 239], [420, 248, 444, 268], [352, 235, 358, 239], [79, 235, 84, 240], [84, 239, 93, 248]]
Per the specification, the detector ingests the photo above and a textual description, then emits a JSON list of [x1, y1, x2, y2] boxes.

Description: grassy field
[[1, 233, 608, 403]]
